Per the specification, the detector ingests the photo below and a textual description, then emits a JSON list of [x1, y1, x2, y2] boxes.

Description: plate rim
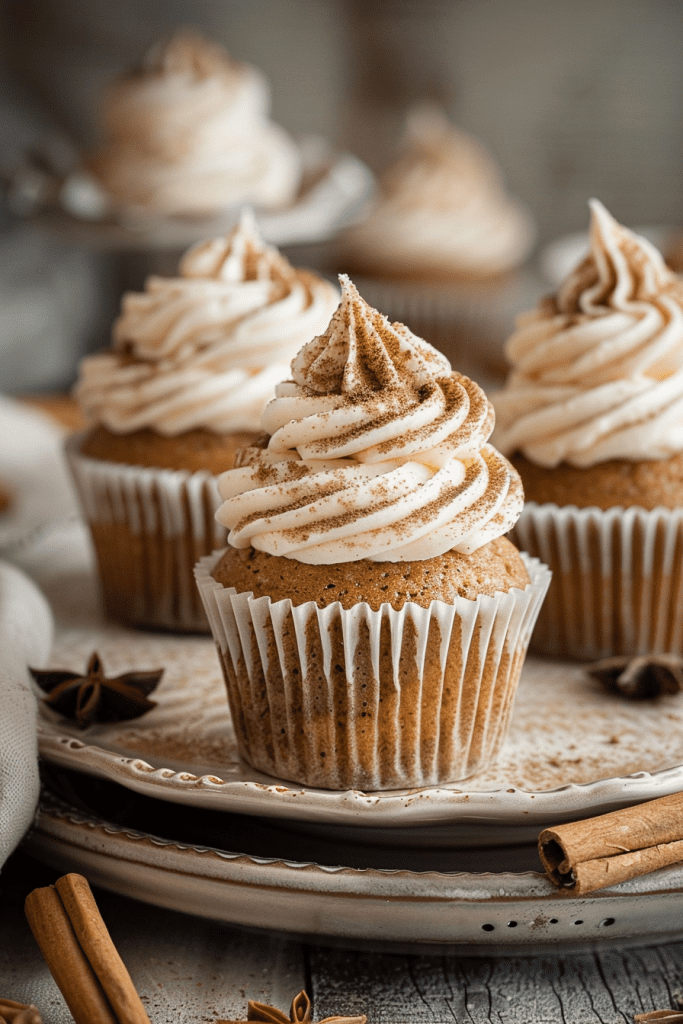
[[37, 722, 683, 829], [27, 792, 683, 953]]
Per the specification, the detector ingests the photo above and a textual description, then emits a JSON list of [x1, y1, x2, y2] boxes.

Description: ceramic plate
[[24, 517, 683, 843], [36, 605, 683, 841], [27, 791, 683, 955], [37, 141, 374, 251]]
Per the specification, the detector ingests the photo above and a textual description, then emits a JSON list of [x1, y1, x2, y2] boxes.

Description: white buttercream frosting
[[87, 30, 302, 217], [343, 105, 535, 278], [75, 211, 340, 434], [215, 276, 523, 563], [493, 200, 683, 468]]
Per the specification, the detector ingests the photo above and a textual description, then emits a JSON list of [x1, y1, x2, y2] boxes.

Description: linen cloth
[[0, 560, 53, 869]]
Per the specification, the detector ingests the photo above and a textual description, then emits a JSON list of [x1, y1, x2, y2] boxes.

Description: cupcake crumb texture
[[80, 424, 256, 473], [512, 450, 683, 511], [212, 536, 530, 610]]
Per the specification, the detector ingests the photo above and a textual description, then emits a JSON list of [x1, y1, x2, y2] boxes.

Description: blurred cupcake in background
[[337, 105, 538, 383], [82, 29, 302, 222], [494, 199, 683, 659], [67, 210, 339, 632], [342, 105, 533, 283], [196, 275, 550, 790], [22, 28, 374, 264]]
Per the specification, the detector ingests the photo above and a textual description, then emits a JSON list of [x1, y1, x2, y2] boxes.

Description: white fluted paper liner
[[66, 433, 226, 632], [194, 550, 550, 790], [512, 502, 683, 660]]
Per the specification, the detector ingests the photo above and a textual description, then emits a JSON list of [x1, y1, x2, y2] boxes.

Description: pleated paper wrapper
[[66, 433, 226, 632], [512, 502, 683, 660], [195, 550, 551, 791]]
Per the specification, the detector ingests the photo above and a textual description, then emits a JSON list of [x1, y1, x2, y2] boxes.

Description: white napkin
[[0, 560, 53, 869]]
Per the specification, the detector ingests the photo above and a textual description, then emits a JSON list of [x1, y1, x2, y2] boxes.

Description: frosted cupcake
[[67, 211, 339, 631], [494, 199, 683, 658], [195, 276, 550, 790], [82, 29, 301, 221], [338, 105, 536, 370], [342, 105, 534, 283]]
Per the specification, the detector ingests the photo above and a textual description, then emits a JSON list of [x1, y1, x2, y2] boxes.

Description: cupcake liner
[[195, 550, 550, 790], [66, 433, 226, 632], [512, 503, 683, 660]]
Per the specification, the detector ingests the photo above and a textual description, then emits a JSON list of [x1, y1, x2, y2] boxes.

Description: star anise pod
[[30, 652, 163, 729], [586, 654, 683, 700], [216, 990, 366, 1024], [0, 998, 42, 1024]]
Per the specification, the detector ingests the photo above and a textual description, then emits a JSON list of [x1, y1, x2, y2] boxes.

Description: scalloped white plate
[[25, 518, 683, 844], [27, 791, 683, 954], [36, 620, 683, 843]]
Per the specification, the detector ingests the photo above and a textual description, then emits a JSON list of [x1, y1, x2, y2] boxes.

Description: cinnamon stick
[[634, 1012, 683, 1022], [24, 874, 150, 1024], [539, 791, 683, 895], [24, 885, 117, 1024], [54, 874, 150, 1024], [0, 1000, 43, 1024]]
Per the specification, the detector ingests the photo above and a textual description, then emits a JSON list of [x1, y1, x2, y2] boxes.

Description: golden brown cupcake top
[[213, 536, 530, 610]]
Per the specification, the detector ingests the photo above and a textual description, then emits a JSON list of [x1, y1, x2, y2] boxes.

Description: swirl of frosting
[[343, 105, 534, 278], [215, 276, 523, 563], [87, 30, 301, 216], [75, 211, 340, 434], [493, 200, 683, 468]]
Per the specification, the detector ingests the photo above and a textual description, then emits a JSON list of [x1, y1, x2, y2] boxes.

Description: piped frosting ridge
[[216, 276, 523, 562]]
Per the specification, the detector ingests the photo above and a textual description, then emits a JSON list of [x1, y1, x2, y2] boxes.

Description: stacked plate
[[4, 398, 679, 955], [29, 558, 683, 952]]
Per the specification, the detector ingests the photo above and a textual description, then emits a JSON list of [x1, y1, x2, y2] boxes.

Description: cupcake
[[67, 211, 339, 631], [337, 105, 537, 371], [493, 199, 683, 659], [342, 105, 534, 283], [82, 29, 302, 222], [195, 276, 550, 790]]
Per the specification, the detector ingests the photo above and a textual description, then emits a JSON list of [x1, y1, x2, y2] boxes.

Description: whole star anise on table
[[586, 654, 683, 700], [216, 990, 366, 1024], [0, 997, 42, 1023], [30, 652, 163, 729]]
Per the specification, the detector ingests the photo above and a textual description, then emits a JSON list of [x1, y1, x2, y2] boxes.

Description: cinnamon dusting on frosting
[[75, 211, 339, 435], [137, 28, 237, 80], [216, 276, 523, 563], [494, 200, 683, 468]]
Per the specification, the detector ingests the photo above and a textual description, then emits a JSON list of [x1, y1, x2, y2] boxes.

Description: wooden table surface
[[2, 849, 683, 1024]]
